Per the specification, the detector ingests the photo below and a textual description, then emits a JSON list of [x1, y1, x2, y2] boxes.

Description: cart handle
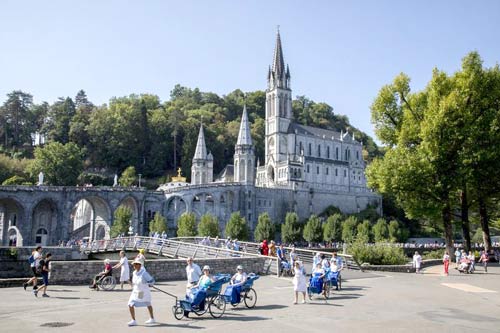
[[151, 286, 178, 301]]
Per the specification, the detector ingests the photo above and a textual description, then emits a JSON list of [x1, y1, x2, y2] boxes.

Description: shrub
[[281, 212, 302, 244], [303, 215, 323, 243], [225, 212, 249, 240], [177, 212, 197, 237], [349, 241, 407, 265], [198, 213, 220, 237], [254, 212, 274, 242], [422, 250, 444, 260]]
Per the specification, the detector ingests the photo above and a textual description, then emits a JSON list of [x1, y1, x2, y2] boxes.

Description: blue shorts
[[42, 273, 49, 286]]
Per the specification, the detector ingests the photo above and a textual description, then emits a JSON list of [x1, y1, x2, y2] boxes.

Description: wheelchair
[[90, 273, 116, 291]]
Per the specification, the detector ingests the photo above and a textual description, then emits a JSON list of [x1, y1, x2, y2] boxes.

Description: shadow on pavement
[[141, 323, 204, 329], [251, 304, 288, 310], [49, 289, 78, 293], [52, 296, 90, 300]]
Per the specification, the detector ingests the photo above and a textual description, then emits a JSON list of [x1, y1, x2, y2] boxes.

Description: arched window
[[336, 147, 339, 160], [308, 143, 312, 156], [318, 145, 321, 157], [327, 146, 330, 159], [356, 150, 359, 160]]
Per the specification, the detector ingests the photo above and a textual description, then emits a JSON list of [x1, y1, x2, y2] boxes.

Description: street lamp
[[128, 223, 134, 237], [138, 174, 142, 188]]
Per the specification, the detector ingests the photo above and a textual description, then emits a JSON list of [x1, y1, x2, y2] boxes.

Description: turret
[[234, 105, 255, 184], [191, 124, 213, 184]]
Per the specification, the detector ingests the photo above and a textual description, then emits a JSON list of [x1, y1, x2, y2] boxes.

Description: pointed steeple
[[236, 105, 253, 146], [193, 123, 207, 160], [272, 28, 285, 79]]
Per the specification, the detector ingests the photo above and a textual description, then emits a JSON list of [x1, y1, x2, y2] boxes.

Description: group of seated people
[[309, 252, 343, 294], [184, 264, 248, 315]]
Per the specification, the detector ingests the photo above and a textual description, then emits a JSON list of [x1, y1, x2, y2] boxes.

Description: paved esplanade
[[1, 265, 499, 332]]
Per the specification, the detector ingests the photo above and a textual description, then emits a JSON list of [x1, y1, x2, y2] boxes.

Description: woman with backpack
[[23, 246, 43, 295]]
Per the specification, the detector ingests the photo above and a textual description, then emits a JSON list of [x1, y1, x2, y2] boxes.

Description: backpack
[[28, 254, 35, 265]]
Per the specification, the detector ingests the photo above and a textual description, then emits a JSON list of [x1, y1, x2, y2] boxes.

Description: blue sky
[[1, 0, 499, 141]]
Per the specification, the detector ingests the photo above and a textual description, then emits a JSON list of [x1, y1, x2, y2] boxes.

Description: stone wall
[[49, 257, 269, 285], [0, 246, 86, 278]]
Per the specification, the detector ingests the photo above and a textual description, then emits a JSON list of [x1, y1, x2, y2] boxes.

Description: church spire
[[236, 105, 253, 146], [193, 123, 207, 160], [269, 27, 290, 90], [272, 28, 285, 79]]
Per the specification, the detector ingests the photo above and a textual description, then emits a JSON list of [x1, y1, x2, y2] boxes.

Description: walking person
[[413, 251, 422, 274], [24, 246, 43, 294], [127, 259, 156, 326], [34, 253, 52, 297], [292, 261, 307, 304], [185, 257, 202, 288], [442, 251, 450, 276], [454, 248, 461, 269], [113, 251, 131, 289], [479, 250, 489, 273]]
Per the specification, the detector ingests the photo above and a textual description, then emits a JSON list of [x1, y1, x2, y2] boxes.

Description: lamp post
[[138, 174, 142, 188]]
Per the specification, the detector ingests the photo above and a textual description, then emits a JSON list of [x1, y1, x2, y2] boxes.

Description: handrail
[[171, 236, 362, 272]]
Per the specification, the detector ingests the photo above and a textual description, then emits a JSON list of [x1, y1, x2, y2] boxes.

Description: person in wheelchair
[[90, 258, 113, 289], [225, 265, 247, 304], [311, 263, 326, 296], [184, 265, 216, 317]]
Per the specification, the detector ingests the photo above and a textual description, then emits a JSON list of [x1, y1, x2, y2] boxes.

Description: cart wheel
[[209, 295, 226, 318], [338, 276, 342, 290], [244, 288, 257, 308], [172, 306, 184, 320]]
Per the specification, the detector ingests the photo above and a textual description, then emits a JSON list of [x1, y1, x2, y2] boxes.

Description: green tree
[[119, 166, 137, 187], [2, 175, 29, 185], [225, 212, 249, 240], [303, 215, 323, 244], [372, 218, 389, 242], [0, 91, 34, 148], [27, 142, 84, 186], [198, 213, 220, 237], [177, 212, 197, 237], [323, 213, 342, 242], [149, 212, 167, 234], [356, 220, 372, 243], [254, 212, 275, 242], [341, 216, 358, 243], [281, 212, 302, 244], [111, 206, 132, 238], [388, 220, 406, 243], [45, 97, 76, 144]]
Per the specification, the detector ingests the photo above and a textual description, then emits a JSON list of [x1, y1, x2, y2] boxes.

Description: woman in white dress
[[113, 250, 131, 289], [127, 259, 156, 326], [292, 261, 307, 304]]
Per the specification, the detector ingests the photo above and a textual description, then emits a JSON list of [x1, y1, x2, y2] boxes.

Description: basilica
[[169, 30, 381, 228]]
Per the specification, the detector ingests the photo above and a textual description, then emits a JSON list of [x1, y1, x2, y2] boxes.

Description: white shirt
[[31, 251, 42, 268], [186, 263, 202, 284]]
